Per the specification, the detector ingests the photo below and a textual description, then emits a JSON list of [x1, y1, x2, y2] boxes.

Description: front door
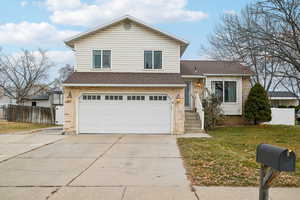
[[184, 81, 192, 109]]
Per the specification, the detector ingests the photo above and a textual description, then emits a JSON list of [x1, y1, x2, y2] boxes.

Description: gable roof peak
[[64, 15, 189, 52]]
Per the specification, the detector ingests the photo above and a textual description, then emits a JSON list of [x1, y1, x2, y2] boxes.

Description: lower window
[[224, 81, 237, 102], [211, 81, 237, 103]]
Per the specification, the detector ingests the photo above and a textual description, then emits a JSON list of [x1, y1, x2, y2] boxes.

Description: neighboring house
[[268, 91, 299, 107], [63, 15, 253, 135], [0, 88, 16, 106], [23, 89, 64, 108]]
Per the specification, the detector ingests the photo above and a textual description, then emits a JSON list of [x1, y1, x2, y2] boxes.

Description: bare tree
[[248, 0, 300, 77], [203, 6, 283, 91], [277, 64, 300, 98], [53, 64, 74, 89], [0, 49, 53, 104]]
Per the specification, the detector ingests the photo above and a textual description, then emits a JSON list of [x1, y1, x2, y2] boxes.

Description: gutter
[[203, 73, 253, 76], [62, 83, 186, 87]]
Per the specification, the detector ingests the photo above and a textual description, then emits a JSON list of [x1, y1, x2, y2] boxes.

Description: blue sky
[[0, 0, 253, 74]]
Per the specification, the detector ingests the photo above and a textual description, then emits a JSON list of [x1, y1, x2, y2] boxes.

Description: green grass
[[177, 125, 300, 187], [0, 120, 54, 134]]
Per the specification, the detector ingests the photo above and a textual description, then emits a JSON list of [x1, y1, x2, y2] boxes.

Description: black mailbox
[[256, 144, 296, 172]]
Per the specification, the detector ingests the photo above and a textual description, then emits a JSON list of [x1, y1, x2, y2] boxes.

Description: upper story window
[[144, 51, 162, 69], [211, 81, 237, 103], [93, 50, 111, 68]]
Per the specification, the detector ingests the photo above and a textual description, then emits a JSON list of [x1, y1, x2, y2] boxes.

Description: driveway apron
[[0, 134, 195, 200]]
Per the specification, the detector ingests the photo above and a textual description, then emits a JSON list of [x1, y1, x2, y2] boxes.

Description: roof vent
[[123, 21, 132, 30], [194, 66, 198, 72]]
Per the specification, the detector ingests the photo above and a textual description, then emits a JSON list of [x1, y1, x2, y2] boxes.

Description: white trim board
[[181, 75, 206, 78], [63, 83, 186, 87], [270, 97, 298, 100], [204, 73, 252, 76]]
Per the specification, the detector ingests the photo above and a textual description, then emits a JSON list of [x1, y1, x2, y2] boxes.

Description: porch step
[[185, 119, 200, 123], [184, 111, 203, 133], [185, 128, 205, 133], [185, 112, 198, 116], [185, 116, 199, 120], [185, 113, 199, 120], [184, 123, 201, 129], [184, 130, 206, 134]]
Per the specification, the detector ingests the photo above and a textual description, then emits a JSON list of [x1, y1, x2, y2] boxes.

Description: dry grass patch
[[0, 120, 54, 134], [177, 125, 300, 187]]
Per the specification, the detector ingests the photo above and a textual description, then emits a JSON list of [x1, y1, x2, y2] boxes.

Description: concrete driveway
[[0, 131, 197, 200]]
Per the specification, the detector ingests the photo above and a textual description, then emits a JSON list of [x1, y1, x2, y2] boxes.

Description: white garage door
[[78, 94, 171, 134]]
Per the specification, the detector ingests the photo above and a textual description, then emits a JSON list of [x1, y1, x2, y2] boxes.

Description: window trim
[[144, 50, 162, 70], [91, 49, 112, 69], [92, 50, 102, 68], [224, 81, 237, 103], [144, 50, 153, 69], [211, 80, 238, 104]]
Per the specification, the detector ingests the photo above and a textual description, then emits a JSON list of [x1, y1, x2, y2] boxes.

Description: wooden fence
[[0, 106, 5, 120], [4, 104, 55, 124]]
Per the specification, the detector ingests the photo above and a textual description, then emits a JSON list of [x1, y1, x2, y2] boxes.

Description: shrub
[[202, 94, 223, 130], [244, 83, 271, 124], [295, 105, 300, 112], [278, 105, 288, 108]]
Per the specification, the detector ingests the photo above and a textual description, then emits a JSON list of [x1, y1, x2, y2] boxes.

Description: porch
[[183, 78, 206, 132]]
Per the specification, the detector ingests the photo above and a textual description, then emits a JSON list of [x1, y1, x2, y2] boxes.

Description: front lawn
[[0, 120, 54, 134], [177, 125, 300, 187]]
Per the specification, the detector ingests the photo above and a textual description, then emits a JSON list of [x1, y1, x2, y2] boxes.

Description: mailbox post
[[256, 144, 296, 200]]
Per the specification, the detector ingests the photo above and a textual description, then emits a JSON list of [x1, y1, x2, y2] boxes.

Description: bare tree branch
[[0, 49, 54, 104]]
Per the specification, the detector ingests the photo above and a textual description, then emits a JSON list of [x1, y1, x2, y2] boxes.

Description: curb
[[1, 126, 63, 135]]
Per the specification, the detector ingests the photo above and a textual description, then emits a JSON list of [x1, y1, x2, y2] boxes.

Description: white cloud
[[20, 1, 28, 7], [199, 53, 213, 60], [46, 0, 81, 10], [224, 10, 237, 16], [0, 22, 79, 46], [46, 50, 74, 66], [46, 0, 208, 27], [46, 50, 75, 80]]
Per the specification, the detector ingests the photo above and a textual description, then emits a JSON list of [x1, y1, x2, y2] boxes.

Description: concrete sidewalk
[[194, 186, 300, 200]]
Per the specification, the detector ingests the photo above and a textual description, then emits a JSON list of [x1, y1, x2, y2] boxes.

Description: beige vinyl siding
[[74, 22, 181, 73]]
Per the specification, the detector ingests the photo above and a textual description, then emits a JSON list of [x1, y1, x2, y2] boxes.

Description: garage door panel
[[78, 94, 171, 134]]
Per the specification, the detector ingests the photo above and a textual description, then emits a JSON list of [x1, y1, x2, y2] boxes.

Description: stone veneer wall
[[63, 87, 185, 135]]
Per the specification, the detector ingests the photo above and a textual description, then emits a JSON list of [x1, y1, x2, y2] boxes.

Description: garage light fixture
[[196, 79, 202, 87], [176, 94, 184, 103], [67, 91, 72, 98]]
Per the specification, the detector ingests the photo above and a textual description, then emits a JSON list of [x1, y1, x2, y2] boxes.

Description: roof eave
[[203, 73, 253, 76], [63, 83, 186, 88]]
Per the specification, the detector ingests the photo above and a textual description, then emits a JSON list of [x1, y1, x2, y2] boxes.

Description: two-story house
[[63, 15, 253, 135]]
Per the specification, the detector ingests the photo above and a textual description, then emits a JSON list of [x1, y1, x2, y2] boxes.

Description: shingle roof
[[268, 91, 298, 98], [180, 60, 253, 76], [29, 94, 49, 100], [63, 72, 185, 86]]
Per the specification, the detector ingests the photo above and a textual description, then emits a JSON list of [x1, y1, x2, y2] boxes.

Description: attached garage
[[63, 72, 186, 135], [78, 93, 172, 134]]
